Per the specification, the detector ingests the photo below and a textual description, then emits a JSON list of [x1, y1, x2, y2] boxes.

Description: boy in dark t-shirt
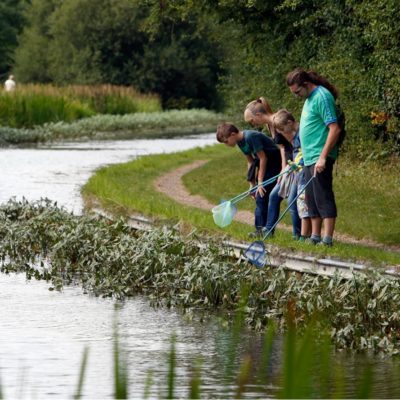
[[216, 123, 281, 234]]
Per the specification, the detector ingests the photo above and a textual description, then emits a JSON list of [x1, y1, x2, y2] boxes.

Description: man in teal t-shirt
[[286, 68, 341, 247], [299, 85, 338, 166]]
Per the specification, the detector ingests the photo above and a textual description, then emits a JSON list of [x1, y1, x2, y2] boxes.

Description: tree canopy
[[14, 0, 223, 109], [7, 0, 400, 148], [0, 0, 27, 79]]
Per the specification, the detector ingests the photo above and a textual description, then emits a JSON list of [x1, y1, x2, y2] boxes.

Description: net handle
[[230, 165, 296, 205], [261, 175, 315, 240]]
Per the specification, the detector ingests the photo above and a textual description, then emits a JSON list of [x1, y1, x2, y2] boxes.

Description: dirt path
[[154, 160, 400, 253], [154, 160, 254, 225]]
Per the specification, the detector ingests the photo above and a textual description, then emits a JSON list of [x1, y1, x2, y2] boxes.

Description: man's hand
[[315, 156, 327, 175]]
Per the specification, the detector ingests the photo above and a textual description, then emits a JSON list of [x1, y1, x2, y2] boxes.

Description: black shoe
[[306, 237, 321, 245], [316, 240, 333, 247], [248, 230, 262, 239]]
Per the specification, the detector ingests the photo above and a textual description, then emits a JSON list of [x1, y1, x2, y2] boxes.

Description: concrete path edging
[[92, 207, 399, 280]]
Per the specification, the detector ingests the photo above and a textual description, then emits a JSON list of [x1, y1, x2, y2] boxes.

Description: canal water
[[1, 135, 400, 398]]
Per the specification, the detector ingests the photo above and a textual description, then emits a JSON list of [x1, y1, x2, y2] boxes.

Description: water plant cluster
[[1, 199, 400, 354], [0, 84, 161, 128], [0, 109, 225, 145]]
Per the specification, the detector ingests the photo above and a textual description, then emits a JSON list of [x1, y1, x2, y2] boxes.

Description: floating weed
[[0, 199, 400, 353]]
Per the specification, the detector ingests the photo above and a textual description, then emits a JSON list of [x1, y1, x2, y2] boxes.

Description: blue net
[[244, 241, 269, 268], [212, 200, 237, 228]]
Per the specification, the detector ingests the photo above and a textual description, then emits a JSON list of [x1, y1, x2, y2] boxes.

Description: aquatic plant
[[0, 199, 400, 353], [0, 109, 225, 145]]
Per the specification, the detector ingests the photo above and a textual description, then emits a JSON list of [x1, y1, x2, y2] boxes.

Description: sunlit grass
[[83, 145, 400, 266], [0, 84, 161, 128]]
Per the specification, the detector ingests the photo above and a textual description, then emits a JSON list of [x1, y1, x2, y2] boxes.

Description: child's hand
[[256, 185, 266, 197]]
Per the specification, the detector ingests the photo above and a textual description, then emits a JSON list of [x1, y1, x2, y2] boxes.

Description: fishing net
[[244, 240, 270, 268], [212, 200, 237, 228]]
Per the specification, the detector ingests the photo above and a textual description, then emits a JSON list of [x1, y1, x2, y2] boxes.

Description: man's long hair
[[286, 68, 339, 99]]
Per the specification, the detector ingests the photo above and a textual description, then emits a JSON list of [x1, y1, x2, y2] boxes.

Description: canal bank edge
[[91, 206, 400, 281]]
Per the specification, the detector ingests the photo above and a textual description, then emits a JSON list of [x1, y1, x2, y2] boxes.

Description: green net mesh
[[212, 201, 237, 228]]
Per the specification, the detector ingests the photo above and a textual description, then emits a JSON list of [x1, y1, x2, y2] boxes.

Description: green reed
[[0, 278, 394, 398], [0, 84, 161, 128], [120, 307, 377, 398]]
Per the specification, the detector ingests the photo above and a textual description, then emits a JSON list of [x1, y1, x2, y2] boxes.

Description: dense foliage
[[176, 0, 400, 151], [1, 199, 400, 354], [6, 0, 400, 151], [0, 0, 27, 79], [13, 0, 223, 110]]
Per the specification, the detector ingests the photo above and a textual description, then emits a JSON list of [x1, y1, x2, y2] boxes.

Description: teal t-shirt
[[299, 85, 338, 166], [238, 130, 280, 159]]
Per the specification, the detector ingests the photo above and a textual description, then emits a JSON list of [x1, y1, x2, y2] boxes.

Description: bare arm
[[255, 150, 268, 197], [315, 122, 341, 174], [245, 154, 256, 188], [278, 145, 287, 171]]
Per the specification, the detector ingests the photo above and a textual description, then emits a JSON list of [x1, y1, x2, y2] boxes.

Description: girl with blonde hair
[[244, 99, 300, 238]]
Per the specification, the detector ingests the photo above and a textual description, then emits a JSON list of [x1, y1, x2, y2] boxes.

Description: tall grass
[[0, 84, 161, 128], [62, 84, 161, 114], [0, 313, 381, 398], [67, 308, 379, 399]]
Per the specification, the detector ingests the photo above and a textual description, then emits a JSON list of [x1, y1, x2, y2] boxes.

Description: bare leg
[[322, 217, 336, 238], [301, 218, 311, 237], [311, 217, 322, 237]]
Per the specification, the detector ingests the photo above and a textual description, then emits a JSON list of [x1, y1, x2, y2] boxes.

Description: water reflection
[[0, 134, 216, 213], [1, 135, 400, 398], [0, 274, 273, 399]]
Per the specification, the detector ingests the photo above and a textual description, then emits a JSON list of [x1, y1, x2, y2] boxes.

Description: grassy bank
[[83, 144, 400, 267], [0, 109, 225, 144], [0, 84, 161, 128], [1, 199, 400, 354]]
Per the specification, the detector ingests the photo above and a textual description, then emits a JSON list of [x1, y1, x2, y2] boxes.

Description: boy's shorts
[[297, 186, 309, 219]]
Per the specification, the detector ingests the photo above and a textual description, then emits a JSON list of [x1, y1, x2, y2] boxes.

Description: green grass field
[[83, 144, 400, 267]]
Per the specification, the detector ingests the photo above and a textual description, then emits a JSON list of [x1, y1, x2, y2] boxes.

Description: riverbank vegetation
[[0, 199, 400, 355], [83, 145, 400, 266], [0, 84, 161, 128], [3, 0, 399, 156], [0, 109, 225, 144]]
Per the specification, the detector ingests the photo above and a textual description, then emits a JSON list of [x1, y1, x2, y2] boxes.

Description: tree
[[0, 0, 28, 79], [14, 0, 223, 109], [13, 0, 61, 82]]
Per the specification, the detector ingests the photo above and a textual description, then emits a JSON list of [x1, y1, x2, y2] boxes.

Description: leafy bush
[[0, 109, 226, 144]]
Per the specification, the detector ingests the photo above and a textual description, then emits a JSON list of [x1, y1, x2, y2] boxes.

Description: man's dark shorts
[[303, 158, 337, 219]]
